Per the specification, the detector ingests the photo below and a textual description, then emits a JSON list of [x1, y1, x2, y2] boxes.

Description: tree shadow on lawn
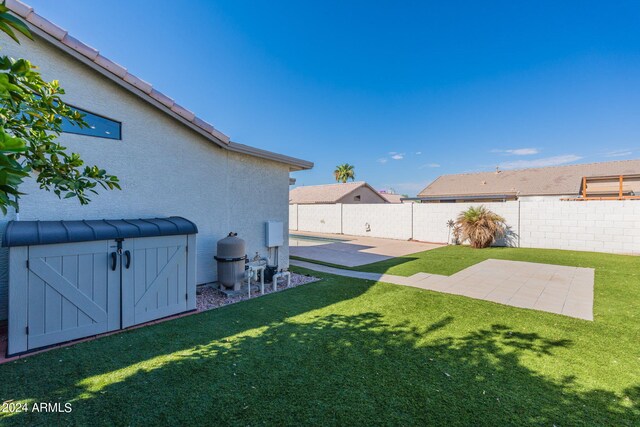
[[2, 310, 637, 426]]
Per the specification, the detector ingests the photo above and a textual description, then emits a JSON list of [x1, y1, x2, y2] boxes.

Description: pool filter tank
[[214, 232, 246, 290]]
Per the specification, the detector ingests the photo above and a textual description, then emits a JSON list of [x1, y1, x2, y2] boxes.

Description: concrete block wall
[[342, 204, 413, 240], [519, 200, 640, 254], [289, 204, 298, 231], [412, 202, 520, 245], [290, 200, 640, 255], [297, 204, 342, 234]]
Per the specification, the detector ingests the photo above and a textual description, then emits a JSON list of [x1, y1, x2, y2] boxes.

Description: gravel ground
[[196, 272, 321, 312]]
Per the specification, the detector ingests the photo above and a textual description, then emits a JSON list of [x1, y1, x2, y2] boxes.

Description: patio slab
[[290, 258, 594, 320], [290, 231, 442, 267]]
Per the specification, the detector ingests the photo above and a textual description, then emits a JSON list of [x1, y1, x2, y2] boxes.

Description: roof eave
[[411, 194, 518, 201], [228, 142, 314, 171]]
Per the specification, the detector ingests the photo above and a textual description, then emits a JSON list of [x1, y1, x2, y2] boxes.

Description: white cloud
[[377, 158, 388, 164], [419, 162, 440, 169], [391, 153, 404, 160], [492, 148, 539, 156], [415, 151, 422, 155], [604, 149, 633, 158], [507, 148, 539, 155], [499, 154, 582, 170]]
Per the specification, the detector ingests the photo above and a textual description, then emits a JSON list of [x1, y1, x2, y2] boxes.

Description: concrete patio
[[289, 231, 443, 267], [291, 258, 594, 320]]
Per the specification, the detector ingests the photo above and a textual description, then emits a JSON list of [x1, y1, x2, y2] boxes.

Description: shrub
[[455, 205, 505, 248]]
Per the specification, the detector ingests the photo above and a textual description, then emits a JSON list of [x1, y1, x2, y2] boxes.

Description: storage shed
[[3, 217, 197, 356]]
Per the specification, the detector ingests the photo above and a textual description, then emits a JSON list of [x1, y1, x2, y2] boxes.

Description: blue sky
[[27, 0, 640, 196]]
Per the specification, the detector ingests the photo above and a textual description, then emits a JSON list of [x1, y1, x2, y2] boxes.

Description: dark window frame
[[61, 104, 122, 141]]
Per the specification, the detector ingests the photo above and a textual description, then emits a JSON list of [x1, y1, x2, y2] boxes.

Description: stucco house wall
[[0, 33, 295, 320], [336, 187, 387, 204]]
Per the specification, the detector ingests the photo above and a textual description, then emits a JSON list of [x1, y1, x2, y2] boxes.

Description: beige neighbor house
[[289, 182, 388, 204], [0, 1, 313, 320], [416, 159, 640, 203]]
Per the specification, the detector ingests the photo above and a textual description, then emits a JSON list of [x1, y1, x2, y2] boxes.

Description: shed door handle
[[124, 250, 131, 269], [110, 252, 117, 271]]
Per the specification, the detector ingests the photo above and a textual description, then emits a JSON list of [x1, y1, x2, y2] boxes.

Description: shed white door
[[26, 240, 120, 350], [121, 235, 188, 328]]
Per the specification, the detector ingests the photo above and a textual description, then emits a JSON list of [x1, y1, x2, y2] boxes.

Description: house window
[[61, 106, 121, 140], [354, 195, 361, 201]]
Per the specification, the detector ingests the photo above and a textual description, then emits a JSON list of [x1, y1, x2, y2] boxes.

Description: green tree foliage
[[333, 163, 355, 183], [0, 2, 119, 214]]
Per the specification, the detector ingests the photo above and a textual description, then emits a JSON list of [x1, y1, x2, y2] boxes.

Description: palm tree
[[455, 205, 506, 248], [333, 163, 355, 183]]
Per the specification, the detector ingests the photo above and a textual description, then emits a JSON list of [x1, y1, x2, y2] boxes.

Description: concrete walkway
[[291, 259, 594, 320], [290, 231, 443, 267]]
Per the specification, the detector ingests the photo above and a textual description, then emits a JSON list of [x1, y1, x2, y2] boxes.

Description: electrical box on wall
[[265, 221, 284, 247]]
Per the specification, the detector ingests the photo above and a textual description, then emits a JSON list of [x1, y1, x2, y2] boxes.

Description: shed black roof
[[2, 217, 198, 247]]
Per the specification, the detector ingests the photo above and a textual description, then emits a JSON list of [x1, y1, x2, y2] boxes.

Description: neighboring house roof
[[6, 0, 313, 171], [380, 193, 404, 203], [418, 159, 640, 198], [289, 182, 388, 204]]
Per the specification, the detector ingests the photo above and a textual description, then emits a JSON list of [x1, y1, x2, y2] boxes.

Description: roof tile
[[149, 89, 175, 108], [5, 0, 32, 18], [123, 73, 152, 94], [171, 103, 196, 122], [192, 117, 214, 134], [61, 34, 98, 60], [26, 12, 66, 40], [211, 127, 230, 144], [93, 55, 127, 78]]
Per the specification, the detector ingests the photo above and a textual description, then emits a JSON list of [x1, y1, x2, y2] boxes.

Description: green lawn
[[1, 246, 638, 425]]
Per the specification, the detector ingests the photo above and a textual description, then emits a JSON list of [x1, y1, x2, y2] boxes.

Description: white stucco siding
[[0, 34, 292, 319], [336, 187, 387, 204], [226, 151, 291, 269]]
